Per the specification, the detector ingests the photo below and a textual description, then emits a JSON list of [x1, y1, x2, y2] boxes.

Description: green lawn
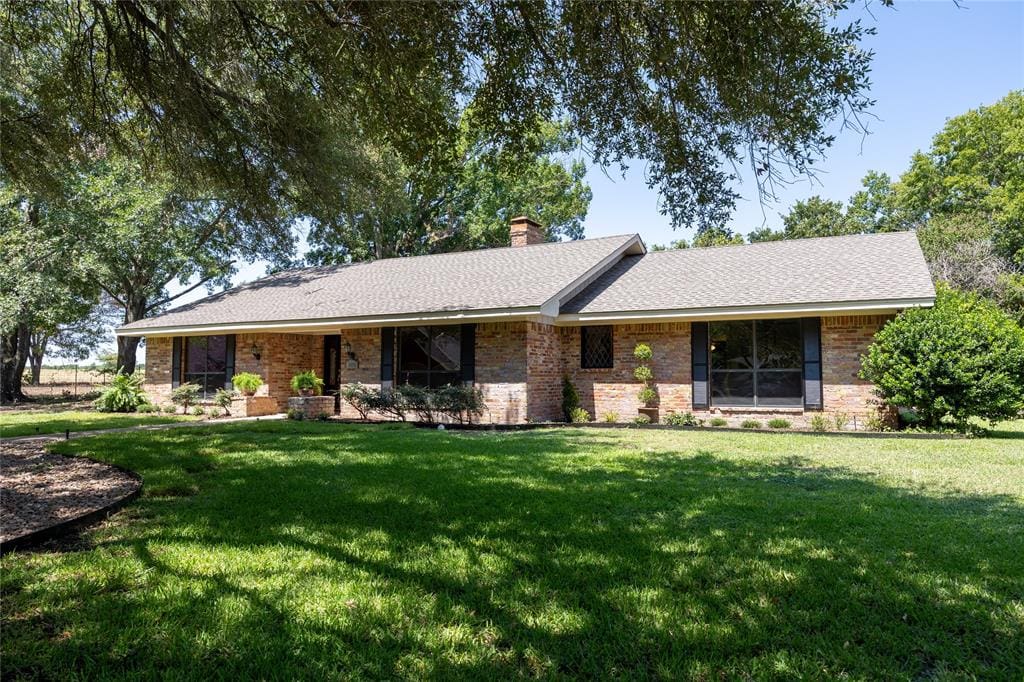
[[0, 410, 194, 438], [2, 422, 1022, 679]]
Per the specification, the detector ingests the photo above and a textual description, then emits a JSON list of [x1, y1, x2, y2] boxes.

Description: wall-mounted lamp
[[341, 338, 358, 369], [249, 342, 262, 361]]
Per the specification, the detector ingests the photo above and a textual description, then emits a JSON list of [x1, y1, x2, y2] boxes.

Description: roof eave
[[116, 306, 549, 338], [555, 296, 936, 325]]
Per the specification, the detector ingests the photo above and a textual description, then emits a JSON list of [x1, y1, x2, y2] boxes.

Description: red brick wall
[[821, 314, 892, 422], [475, 322, 529, 423], [335, 327, 382, 419], [143, 337, 173, 404], [559, 323, 691, 422]]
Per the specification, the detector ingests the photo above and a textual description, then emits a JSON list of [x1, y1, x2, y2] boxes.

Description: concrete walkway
[[2, 413, 286, 445]]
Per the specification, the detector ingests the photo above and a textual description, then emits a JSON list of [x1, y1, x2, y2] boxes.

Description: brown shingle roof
[[119, 234, 639, 333], [562, 231, 935, 315]]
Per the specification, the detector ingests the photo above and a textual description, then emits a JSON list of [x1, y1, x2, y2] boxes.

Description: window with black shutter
[[708, 319, 803, 407], [581, 326, 614, 369]]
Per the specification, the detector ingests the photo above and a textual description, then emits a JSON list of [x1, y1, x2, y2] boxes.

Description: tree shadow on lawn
[[4, 425, 1023, 679]]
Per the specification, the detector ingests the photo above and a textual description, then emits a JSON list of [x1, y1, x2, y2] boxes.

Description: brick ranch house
[[117, 218, 936, 427]]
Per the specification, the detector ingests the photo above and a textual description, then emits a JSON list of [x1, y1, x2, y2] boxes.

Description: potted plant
[[290, 370, 324, 397], [634, 342, 659, 423], [232, 372, 264, 396]]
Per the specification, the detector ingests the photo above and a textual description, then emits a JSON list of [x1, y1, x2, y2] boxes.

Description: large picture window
[[397, 325, 461, 388], [709, 320, 803, 407], [184, 335, 229, 397]]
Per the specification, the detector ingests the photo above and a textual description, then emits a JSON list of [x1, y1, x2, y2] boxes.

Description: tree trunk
[[1, 323, 31, 404], [116, 297, 148, 374], [28, 331, 48, 385]]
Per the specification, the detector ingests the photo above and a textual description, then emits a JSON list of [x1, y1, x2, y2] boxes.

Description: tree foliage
[[306, 119, 591, 263], [3, 1, 879, 231], [861, 285, 1024, 429]]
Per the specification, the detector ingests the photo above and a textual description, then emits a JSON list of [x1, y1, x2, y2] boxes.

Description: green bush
[[633, 365, 653, 383], [287, 407, 304, 421], [767, 418, 791, 429], [136, 403, 157, 413], [603, 412, 619, 423], [740, 419, 762, 429], [709, 417, 728, 427], [171, 383, 201, 411], [290, 370, 324, 395], [569, 407, 591, 423], [562, 376, 580, 422], [161, 404, 177, 414], [832, 412, 850, 432], [632, 414, 651, 425], [213, 388, 234, 416], [342, 384, 484, 424], [809, 413, 830, 432], [663, 411, 698, 427], [864, 414, 889, 432], [637, 385, 657, 407], [340, 383, 374, 420], [93, 371, 149, 412], [861, 285, 1024, 428], [190, 405, 206, 416], [633, 343, 653, 362], [231, 372, 264, 395]]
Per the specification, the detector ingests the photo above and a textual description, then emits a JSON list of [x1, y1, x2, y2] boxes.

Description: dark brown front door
[[323, 335, 341, 412]]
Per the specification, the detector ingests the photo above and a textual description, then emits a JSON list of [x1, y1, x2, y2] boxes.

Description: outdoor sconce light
[[249, 342, 262, 361], [341, 338, 359, 369]]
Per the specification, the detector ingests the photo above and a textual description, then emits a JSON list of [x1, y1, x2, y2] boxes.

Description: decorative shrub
[[561, 376, 580, 422], [832, 412, 850, 431], [637, 385, 658, 406], [633, 342, 657, 407], [340, 383, 374, 420], [709, 417, 728, 427], [171, 383, 201, 412], [767, 418, 791, 429], [864, 414, 889, 432], [740, 419, 762, 429], [190, 405, 205, 416], [569, 407, 591, 423], [213, 388, 234, 416], [290, 370, 324, 396], [93, 371, 149, 412], [161, 404, 177, 414], [287, 407, 304, 421], [663, 411, 698, 427], [80, 389, 103, 401], [809, 414, 830, 432], [861, 284, 1024, 428], [136, 403, 157, 413], [603, 412, 619, 423], [232, 372, 263, 395], [632, 414, 651, 425]]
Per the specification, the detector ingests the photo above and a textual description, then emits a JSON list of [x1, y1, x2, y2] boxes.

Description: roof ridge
[[641, 230, 916, 256]]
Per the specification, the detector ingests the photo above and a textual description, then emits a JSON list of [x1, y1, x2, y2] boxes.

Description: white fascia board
[[539, 234, 645, 318], [554, 297, 935, 325], [116, 306, 546, 338]]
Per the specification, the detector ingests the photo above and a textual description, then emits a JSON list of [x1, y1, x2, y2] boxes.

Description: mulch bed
[[0, 440, 141, 553]]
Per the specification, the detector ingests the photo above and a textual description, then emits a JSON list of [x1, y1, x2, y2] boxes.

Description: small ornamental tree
[[562, 376, 580, 423], [634, 343, 657, 407], [861, 285, 1024, 428]]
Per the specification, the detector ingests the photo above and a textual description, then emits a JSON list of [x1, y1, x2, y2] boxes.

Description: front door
[[323, 335, 341, 412]]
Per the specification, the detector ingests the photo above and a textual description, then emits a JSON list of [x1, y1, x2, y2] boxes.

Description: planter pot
[[299, 388, 314, 397], [638, 407, 660, 424], [241, 389, 256, 397]]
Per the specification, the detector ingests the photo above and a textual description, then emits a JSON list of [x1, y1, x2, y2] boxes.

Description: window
[[710, 320, 802, 407], [184, 335, 229, 398], [581, 325, 613, 369], [397, 325, 461, 387]]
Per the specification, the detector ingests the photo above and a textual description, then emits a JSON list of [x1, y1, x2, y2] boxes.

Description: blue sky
[[107, 1, 1023, 363]]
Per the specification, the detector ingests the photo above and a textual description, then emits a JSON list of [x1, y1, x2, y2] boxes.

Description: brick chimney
[[510, 216, 545, 247]]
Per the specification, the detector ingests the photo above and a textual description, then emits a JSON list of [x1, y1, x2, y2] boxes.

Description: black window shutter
[[171, 337, 182, 389], [224, 334, 236, 390], [801, 317, 823, 409], [460, 323, 476, 383], [692, 322, 709, 409], [380, 327, 394, 383]]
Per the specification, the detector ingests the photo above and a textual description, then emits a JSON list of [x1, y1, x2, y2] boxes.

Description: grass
[[0, 409, 194, 438], [2, 421, 1023, 679]]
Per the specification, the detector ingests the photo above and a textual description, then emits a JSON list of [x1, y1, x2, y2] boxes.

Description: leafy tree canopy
[[305, 118, 591, 263], [3, 1, 879, 232]]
